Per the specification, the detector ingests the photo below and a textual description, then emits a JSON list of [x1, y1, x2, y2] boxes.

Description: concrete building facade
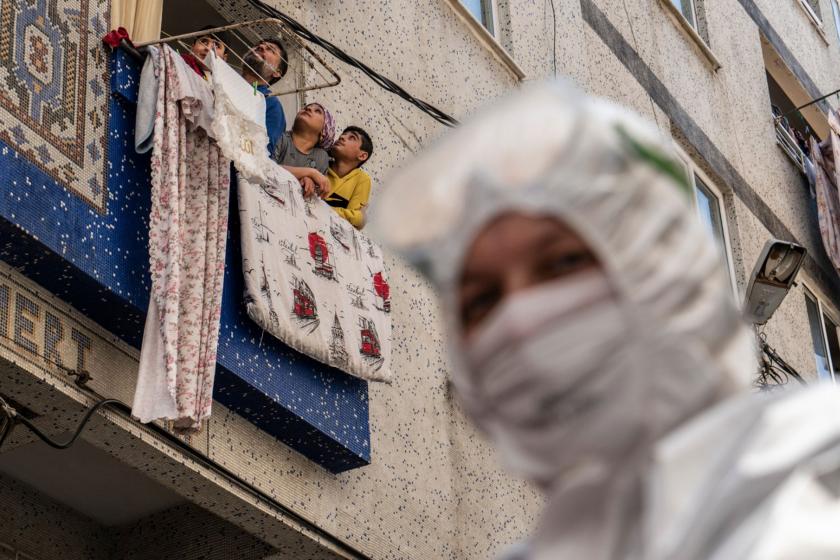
[[0, 0, 838, 558]]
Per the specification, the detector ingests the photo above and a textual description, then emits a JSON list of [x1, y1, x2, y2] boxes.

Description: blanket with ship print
[[237, 169, 392, 383]]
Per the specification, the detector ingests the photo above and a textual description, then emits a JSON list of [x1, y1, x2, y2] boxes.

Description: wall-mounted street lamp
[[743, 239, 807, 325]]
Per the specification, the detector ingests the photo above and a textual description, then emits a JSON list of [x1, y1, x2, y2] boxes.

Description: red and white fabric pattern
[[238, 169, 392, 383]]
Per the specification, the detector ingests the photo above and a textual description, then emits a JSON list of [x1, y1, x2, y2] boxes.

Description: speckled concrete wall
[[0, 472, 296, 559], [0, 473, 112, 560], [3, 0, 840, 558], [114, 503, 277, 560]]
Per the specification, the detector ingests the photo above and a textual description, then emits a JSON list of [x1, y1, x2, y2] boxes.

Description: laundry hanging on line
[[205, 50, 284, 185], [810, 109, 840, 274], [132, 44, 230, 433], [132, 43, 392, 433]]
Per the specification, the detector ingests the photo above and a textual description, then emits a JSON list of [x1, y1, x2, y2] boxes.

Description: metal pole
[[133, 18, 281, 48], [271, 41, 341, 97], [776, 86, 840, 123], [133, 18, 342, 96]]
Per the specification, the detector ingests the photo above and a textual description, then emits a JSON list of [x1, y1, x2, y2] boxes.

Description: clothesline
[[135, 18, 342, 97], [137, 18, 426, 150]]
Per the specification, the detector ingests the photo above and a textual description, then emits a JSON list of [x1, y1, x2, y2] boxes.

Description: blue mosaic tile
[[0, 0, 110, 211]]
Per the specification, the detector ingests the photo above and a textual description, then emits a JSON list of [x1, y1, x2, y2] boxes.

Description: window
[[832, 0, 840, 42], [660, 0, 715, 64], [805, 288, 840, 381], [692, 174, 736, 290], [659, 0, 721, 67], [670, 0, 697, 28], [675, 150, 737, 294], [461, 0, 496, 35], [694, 177, 726, 251]]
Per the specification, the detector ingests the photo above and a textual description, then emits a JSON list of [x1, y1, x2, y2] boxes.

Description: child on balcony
[[322, 127, 374, 229], [272, 103, 335, 199], [182, 26, 228, 78]]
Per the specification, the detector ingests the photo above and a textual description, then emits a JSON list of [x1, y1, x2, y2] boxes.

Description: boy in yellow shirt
[[322, 127, 374, 229]]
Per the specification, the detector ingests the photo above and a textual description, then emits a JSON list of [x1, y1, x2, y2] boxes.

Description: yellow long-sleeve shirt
[[324, 167, 371, 229]]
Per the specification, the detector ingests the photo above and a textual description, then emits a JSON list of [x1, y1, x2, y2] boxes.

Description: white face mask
[[461, 269, 718, 487]]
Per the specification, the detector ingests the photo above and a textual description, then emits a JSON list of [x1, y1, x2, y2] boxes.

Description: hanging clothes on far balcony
[[809, 109, 840, 273], [132, 45, 231, 433]]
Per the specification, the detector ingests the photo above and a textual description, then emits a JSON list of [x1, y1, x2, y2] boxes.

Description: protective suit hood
[[371, 81, 755, 459], [370, 83, 840, 560]]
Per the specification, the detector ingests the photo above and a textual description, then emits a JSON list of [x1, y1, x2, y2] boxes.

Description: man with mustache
[[241, 39, 288, 154]]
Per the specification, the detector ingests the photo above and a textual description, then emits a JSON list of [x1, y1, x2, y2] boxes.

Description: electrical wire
[[547, 0, 557, 76], [0, 396, 121, 451], [242, 0, 459, 128], [756, 331, 806, 391]]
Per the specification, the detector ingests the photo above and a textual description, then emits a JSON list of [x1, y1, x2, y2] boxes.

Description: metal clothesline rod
[[133, 18, 341, 96], [160, 28, 281, 92], [120, 16, 432, 139], [776, 86, 840, 123], [281, 34, 342, 97], [134, 18, 279, 48]]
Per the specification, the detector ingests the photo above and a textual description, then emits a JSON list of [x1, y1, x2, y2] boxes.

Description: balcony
[[0, 45, 370, 474], [774, 114, 811, 177]]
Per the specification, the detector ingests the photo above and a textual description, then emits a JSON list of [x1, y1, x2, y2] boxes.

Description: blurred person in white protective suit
[[369, 83, 840, 560]]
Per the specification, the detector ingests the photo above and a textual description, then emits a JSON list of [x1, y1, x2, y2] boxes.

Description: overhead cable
[[0, 395, 121, 451], [242, 0, 460, 128]]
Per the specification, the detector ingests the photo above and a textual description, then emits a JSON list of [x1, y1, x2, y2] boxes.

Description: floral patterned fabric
[[810, 110, 840, 272], [238, 169, 392, 383], [132, 45, 231, 432]]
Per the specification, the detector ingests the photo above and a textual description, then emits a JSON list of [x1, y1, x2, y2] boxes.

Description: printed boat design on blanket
[[238, 167, 392, 383]]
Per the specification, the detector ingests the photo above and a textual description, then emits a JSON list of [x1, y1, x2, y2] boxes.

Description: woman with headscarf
[[272, 102, 336, 197], [371, 83, 840, 560]]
